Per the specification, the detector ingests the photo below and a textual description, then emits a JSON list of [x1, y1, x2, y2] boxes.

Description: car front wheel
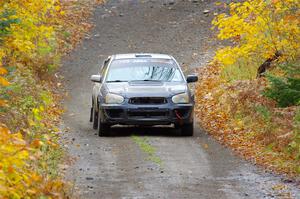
[[97, 108, 110, 136], [180, 123, 194, 136]]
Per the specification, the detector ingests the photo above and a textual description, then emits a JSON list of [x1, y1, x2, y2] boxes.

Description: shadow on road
[[103, 125, 184, 137]]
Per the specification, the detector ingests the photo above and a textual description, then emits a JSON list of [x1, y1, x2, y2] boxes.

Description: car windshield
[[105, 58, 184, 82]]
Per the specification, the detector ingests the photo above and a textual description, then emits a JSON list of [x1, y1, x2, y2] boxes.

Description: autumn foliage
[[212, 0, 299, 72], [0, 0, 100, 197], [197, 0, 300, 176], [0, 125, 66, 198]]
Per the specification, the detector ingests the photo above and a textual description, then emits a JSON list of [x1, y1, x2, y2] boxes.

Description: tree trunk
[[256, 51, 281, 78]]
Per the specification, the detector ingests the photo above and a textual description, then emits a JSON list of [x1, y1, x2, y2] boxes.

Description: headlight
[[105, 93, 124, 104], [172, 93, 189, 104]]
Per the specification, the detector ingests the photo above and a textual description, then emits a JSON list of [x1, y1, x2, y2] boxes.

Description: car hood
[[105, 82, 187, 98]]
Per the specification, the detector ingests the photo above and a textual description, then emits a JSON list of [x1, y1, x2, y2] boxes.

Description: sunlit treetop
[[212, 0, 299, 68]]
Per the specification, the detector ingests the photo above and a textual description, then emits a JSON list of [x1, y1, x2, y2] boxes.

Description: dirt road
[[61, 0, 300, 198]]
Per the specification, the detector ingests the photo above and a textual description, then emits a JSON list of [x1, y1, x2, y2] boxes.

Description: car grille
[[127, 109, 169, 118], [129, 97, 167, 105]]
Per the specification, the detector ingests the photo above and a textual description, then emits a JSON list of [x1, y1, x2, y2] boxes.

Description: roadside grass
[[38, 140, 65, 178], [220, 59, 259, 82], [132, 135, 163, 167]]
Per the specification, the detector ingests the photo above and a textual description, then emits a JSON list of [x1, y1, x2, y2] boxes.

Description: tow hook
[[174, 110, 183, 125]]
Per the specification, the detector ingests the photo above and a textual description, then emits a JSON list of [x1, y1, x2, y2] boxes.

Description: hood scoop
[[128, 80, 163, 86]]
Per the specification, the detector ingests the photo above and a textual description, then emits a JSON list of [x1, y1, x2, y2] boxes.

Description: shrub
[[264, 75, 300, 107]]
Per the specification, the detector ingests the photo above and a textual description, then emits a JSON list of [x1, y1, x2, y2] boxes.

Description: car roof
[[112, 53, 173, 60]]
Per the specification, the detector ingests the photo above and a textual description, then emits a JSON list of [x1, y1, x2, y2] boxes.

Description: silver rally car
[[90, 53, 198, 136]]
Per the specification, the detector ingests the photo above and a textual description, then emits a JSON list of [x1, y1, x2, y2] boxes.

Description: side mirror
[[186, 75, 198, 83], [90, 75, 102, 83]]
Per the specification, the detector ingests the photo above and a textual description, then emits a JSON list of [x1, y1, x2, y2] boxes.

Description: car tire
[[92, 106, 98, 130], [97, 109, 110, 136], [181, 123, 194, 136]]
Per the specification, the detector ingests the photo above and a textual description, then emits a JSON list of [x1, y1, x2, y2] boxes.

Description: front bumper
[[99, 103, 194, 126]]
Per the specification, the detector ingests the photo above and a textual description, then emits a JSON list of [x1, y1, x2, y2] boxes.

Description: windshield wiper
[[106, 80, 127, 83], [143, 79, 162, 82]]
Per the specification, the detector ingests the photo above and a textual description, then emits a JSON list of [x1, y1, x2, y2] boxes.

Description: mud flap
[[90, 107, 93, 122]]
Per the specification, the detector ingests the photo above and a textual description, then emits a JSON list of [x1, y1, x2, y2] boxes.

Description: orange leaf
[[31, 139, 43, 148], [0, 99, 7, 107], [0, 124, 10, 135], [0, 67, 7, 75], [31, 173, 42, 182], [203, 144, 209, 149], [8, 166, 14, 174], [0, 77, 9, 86]]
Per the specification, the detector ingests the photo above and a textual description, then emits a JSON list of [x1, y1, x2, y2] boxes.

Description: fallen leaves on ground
[[195, 64, 300, 179]]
